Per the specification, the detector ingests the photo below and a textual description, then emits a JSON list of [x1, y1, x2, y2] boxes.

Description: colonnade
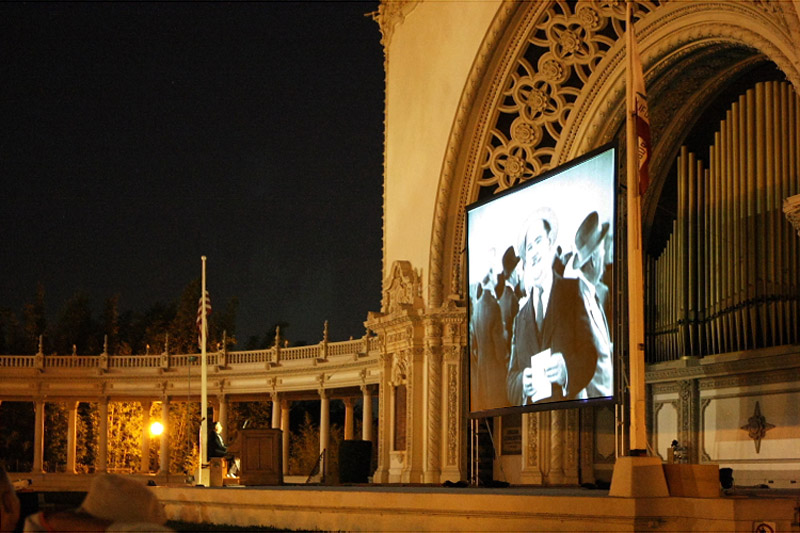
[[1, 384, 377, 477]]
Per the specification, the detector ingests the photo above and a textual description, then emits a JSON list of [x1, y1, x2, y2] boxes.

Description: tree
[[0, 308, 24, 354], [287, 411, 344, 482], [53, 291, 97, 354], [211, 297, 239, 350], [108, 402, 142, 472], [43, 403, 68, 472], [22, 283, 47, 354], [226, 401, 272, 447], [168, 401, 200, 475], [76, 402, 98, 473], [101, 295, 121, 354], [0, 401, 34, 472]]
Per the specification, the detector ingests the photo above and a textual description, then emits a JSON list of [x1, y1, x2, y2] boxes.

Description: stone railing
[[0, 334, 380, 375]]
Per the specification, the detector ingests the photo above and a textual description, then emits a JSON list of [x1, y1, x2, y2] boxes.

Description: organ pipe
[[646, 81, 800, 361]]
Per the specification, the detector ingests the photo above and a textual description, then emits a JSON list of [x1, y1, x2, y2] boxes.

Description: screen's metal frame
[[466, 142, 620, 419]]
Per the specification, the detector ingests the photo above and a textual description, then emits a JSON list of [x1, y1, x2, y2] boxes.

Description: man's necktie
[[536, 288, 544, 331]]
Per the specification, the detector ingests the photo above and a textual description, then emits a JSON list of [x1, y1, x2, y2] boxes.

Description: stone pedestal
[[609, 456, 669, 497], [663, 464, 720, 497], [209, 457, 225, 487]]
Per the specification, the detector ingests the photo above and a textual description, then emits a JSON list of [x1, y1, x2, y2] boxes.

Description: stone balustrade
[[0, 333, 381, 477], [0, 333, 379, 382]]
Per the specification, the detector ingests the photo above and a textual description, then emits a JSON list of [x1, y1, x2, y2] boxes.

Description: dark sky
[[0, 1, 384, 346]]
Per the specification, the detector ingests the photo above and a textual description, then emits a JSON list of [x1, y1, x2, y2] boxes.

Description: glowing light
[[149, 421, 164, 436]]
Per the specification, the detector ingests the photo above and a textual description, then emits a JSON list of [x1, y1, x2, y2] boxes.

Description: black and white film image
[[468, 148, 615, 414]]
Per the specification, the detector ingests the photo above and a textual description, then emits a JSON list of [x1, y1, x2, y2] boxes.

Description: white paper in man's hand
[[529, 348, 552, 403]]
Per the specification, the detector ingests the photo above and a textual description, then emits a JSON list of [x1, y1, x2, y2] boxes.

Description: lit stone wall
[[380, 1, 502, 299]]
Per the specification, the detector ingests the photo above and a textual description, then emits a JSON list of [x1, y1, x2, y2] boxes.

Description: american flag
[[197, 290, 212, 349]]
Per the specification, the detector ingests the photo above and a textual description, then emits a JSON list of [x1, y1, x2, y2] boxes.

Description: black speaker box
[[338, 439, 372, 484]]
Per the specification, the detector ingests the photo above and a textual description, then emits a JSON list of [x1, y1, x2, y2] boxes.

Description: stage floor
[[156, 483, 800, 532], [10, 473, 799, 532]]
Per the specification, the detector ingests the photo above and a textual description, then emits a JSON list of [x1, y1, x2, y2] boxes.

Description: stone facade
[[378, 0, 800, 486]]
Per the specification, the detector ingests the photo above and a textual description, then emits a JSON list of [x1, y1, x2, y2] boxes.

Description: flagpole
[[609, 3, 669, 497], [200, 255, 209, 483], [625, 0, 648, 453]]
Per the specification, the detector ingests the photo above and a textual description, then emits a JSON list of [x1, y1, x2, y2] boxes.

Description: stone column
[[281, 400, 290, 476], [372, 352, 392, 483], [361, 385, 373, 442], [32, 399, 45, 473], [141, 400, 152, 473], [98, 398, 109, 473], [520, 412, 544, 485], [343, 398, 355, 441], [422, 323, 443, 484], [319, 388, 330, 479], [271, 393, 280, 430], [218, 396, 228, 441], [548, 410, 565, 484], [67, 402, 78, 474], [159, 397, 170, 474]]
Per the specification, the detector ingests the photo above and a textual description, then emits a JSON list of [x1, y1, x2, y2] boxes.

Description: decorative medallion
[[740, 401, 775, 453]]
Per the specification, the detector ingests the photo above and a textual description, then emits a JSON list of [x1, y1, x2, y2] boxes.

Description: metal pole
[[200, 256, 209, 484]]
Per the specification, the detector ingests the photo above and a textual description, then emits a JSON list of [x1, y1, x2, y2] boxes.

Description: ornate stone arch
[[428, 0, 800, 308]]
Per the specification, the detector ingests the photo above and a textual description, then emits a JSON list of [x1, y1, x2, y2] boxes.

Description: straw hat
[[79, 474, 166, 525]]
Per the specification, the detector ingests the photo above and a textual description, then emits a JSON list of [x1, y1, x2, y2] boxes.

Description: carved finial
[[163, 333, 169, 355], [274, 326, 281, 348], [323, 320, 329, 343], [37, 335, 43, 356], [72, 344, 77, 356], [103, 335, 108, 355]]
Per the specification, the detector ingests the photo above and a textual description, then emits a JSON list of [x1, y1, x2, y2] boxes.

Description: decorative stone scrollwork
[[368, 0, 419, 49], [478, 0, 658, 195], [392, 350, 409, 385], [443, 345, 463, 363], [526, 413, 539, 468], [784, 194, 800, 237], [426, 347, 442, 473], [446, 364, 459, 466], [383, 261, 424, 315]]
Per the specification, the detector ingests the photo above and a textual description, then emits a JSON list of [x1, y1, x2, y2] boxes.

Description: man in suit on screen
[[506, 207, 601, 405]]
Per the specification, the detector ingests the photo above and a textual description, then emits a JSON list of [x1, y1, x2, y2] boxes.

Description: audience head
[[79, 474, 167, 525], [0, 469, 21, 533]]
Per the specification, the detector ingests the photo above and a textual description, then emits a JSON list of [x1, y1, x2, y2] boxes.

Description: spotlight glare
[[150, 421, 164, 436]]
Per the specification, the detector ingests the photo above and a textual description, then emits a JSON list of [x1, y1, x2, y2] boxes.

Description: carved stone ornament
[[369, 0, 420, 49], [784, 194, 800, 237], [740, 401, 775, 454], [392, 350, 409, 385], [447, 363, 459, 465], [383, 260, 424, 314]]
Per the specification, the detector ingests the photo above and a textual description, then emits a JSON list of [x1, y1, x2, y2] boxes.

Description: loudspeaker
[[339, 440, 372, 484], [719, 467, 734, 490]]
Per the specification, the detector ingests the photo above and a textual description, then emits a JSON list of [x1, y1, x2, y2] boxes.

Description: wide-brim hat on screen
[[574, 211, 609, 268], [79, 473, 167, 525], [501, 246, 520, 277]]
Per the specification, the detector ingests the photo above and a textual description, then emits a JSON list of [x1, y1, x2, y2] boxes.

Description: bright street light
[[149, 421, 164, 436]]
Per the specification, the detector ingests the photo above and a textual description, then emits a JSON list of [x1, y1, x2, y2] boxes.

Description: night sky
[[1, 2, 384, 347]]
